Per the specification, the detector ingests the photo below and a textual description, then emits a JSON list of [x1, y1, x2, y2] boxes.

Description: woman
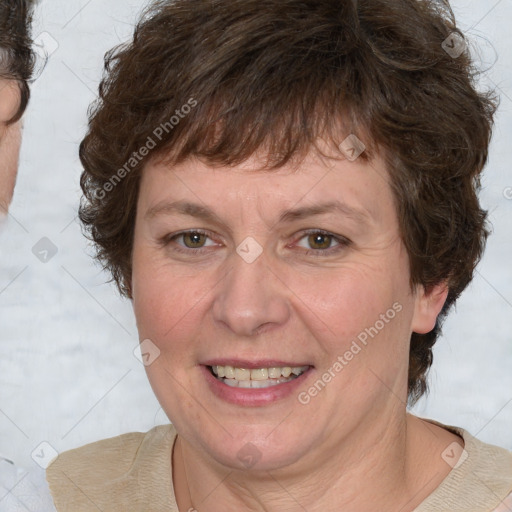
[[47, 0, 512, 510]]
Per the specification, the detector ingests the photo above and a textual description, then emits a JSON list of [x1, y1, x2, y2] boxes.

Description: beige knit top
[[46, 420, 512, 512]]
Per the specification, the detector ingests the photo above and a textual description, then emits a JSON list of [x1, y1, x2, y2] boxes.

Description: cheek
[[0, 80, 21, 121], [295, 268, 413, 397], [132, 255, 213, 350], [0, 122, 22, 210], [288, 262, 406, 345]]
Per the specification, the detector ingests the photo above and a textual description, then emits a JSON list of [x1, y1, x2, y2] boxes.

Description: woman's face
[[132, 147, 445, 471], [0, 79, 22, 216]]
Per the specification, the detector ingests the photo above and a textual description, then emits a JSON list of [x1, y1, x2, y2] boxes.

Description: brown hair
[[79, 0, 498, 404], [0, 0, 35, 123]]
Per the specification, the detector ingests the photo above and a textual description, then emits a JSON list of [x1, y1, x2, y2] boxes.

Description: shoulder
[[454, 425, 512, 494], [48, 429, 156, 475], [466, 432, 512, 512], [416, 419, 512, 512], [46, 424, 178, 512]]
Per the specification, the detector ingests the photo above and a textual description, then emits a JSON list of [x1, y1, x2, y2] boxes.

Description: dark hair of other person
[[0, 0, 36, 124]]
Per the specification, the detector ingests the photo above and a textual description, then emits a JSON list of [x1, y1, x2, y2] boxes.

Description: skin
[[131, 145, 464, 512], [0, 78, 22, 218]]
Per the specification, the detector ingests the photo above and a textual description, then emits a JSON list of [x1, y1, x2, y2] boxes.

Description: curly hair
[[0, 0, 36, 123], [78, 0, 498, 404]]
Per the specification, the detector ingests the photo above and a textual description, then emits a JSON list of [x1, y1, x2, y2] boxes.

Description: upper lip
[[202, 359, 312, 369]]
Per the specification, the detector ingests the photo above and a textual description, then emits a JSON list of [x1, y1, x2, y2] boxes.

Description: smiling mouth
[[209, 365, 310, 389]]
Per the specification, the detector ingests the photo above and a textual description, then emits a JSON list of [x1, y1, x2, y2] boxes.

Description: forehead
[[138, 149, 396, 230]]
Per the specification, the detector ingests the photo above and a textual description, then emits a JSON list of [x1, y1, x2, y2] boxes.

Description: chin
[[189, 423, 312, 473]]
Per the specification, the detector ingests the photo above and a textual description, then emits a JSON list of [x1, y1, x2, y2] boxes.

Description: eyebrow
[[145, 199, 372, 226]]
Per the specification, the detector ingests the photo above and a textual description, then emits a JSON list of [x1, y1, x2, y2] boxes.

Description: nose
[[212, 246, 291, 337]]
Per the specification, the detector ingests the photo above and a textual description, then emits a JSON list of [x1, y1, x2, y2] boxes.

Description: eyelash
[[159, 229, 350, 257]]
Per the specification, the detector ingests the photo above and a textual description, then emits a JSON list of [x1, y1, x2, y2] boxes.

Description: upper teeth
[[212, 365, 308, 380]]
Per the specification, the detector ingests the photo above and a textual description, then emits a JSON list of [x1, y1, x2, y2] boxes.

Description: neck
[[172, 412, 454, 512]]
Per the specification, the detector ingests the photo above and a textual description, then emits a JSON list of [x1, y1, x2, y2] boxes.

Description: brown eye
[[182, 231, 208, 248], [307, 233, 333, 250], [162, 229, 218, 254], [294, 230, 350, 257]]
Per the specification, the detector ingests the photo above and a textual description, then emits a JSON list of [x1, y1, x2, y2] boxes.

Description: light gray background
[[0, 0, 511, 470]]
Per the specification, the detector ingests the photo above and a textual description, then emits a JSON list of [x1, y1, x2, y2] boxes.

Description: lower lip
[[202, 365, 313, 406]]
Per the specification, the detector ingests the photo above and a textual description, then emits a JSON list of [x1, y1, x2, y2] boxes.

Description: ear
[[411, 281, 449, 334]]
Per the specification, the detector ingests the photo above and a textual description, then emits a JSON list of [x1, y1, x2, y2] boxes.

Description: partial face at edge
[[0, 79, 22, 216], [130, 147, 446, 472]]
